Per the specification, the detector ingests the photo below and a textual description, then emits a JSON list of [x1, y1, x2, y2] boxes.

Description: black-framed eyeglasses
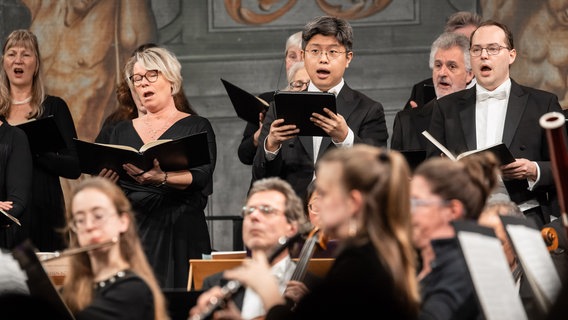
[[129, 70, 159, 86], [69, 211, 116, 233], [305, 49, 347, 60], [241, 205, 281, 218], [469, 45, 510, 57], [289, 80, 309, 91]]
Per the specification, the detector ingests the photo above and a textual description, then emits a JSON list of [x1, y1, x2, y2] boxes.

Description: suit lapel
[[318, 137, 332, 160], [459, 88, 478, 150], [308, 84, 353, 160], [502, 81, 527, 147], [299, 136, 314, 163], [336, 84, 357, 120]]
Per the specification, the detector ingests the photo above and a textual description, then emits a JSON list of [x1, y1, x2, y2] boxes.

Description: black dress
[[266, 240, 418, 319], [419, 238, 482, 320], [23, 96, 81, 251], [75, 270, 154, 320], [109, 115, 216, 289], [0, 121, 32, 249]]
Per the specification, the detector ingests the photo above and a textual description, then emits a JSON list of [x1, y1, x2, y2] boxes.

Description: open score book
[[74, 131, 210, 180], [422, 130, 515, 165]]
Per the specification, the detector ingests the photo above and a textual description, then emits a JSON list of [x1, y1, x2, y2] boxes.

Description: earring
[[348, 218, 358, 237]]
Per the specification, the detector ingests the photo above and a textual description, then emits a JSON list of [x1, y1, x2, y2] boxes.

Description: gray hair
[[429, 32, 471, 71], [285, 61, 306, 88], [285, 31, 302, 55], [248, 177, 307, 227]]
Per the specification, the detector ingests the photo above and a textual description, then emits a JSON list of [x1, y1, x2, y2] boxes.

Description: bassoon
[[539, 112, 568, 237]]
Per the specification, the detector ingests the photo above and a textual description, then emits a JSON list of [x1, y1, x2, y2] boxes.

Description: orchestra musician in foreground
[[193, 177, 317, 320], [190, 145, 420, 319], [60, 177, 168, 320]]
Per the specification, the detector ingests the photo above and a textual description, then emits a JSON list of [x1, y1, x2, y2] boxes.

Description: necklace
[[11, 96, 32, 105], [94, 270, 128, 290], [143, 111, 177, 140]]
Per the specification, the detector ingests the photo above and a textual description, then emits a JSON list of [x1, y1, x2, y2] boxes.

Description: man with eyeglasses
[[285, 61, 310, 92], [194, 177, 317, 320], [403, 11, 482, 111], [426, 20, 567, 228], [252, 15, 388, 200], [391, 32, 473, 153], [238, 31, 303, 166]]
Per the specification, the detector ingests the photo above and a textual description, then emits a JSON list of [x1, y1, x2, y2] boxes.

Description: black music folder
[[74, 131, 210, 180], [422, 83, 436, 106], [221, 78, 269, 125], [16, 115, 66, 154], [273, 91, 336, 136], [11, 240, 75, 320]]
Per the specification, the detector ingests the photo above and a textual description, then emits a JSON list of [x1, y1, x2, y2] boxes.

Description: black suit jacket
[[391, 100, 434, 151], [427, 79, 566, 209], [403, 77, 436, 110], [237, 91, 275, 165], [252, 83, 388, 199]]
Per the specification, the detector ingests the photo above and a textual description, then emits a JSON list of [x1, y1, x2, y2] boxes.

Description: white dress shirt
[[475, 79, 540, 210], [240, 256, 295, 320]]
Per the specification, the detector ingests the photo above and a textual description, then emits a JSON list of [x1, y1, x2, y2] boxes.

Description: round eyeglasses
[[69, 211, 116, 233], [305, 49, 347, 60], [129, 70, 159, 86], [289, 80, 310, 91], [308, 202, 320, 213], [469, 45, 510, 57]]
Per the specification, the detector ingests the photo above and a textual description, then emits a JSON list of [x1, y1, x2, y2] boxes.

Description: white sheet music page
[[458, 231, 528, 320], [505, 224, 562, 312]]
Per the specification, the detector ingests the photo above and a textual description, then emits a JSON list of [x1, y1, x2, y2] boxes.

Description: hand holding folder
[[74, 131, 210, 180], [221, 78, 269, 125], [273, 91, 337, 137], [422, 130, 515, 165]]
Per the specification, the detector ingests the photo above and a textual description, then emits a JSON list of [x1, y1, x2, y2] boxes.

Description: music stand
[[163, 289, 203, 320], [11, 240, 75, 320]]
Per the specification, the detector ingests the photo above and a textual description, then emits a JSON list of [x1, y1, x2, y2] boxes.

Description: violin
[[542, 227, 559, 252], [290, 227, 328, 282]]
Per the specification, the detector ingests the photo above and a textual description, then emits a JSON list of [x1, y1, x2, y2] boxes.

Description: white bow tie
[[477, 90, 507, 101]]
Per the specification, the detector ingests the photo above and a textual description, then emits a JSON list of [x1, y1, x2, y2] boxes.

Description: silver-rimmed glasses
[[469, 45, 510, 57], [289, 80, 310, 91], [305, 49, 347, 60], [241, 205, 281, 218], [69, 211, 116, 233]]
